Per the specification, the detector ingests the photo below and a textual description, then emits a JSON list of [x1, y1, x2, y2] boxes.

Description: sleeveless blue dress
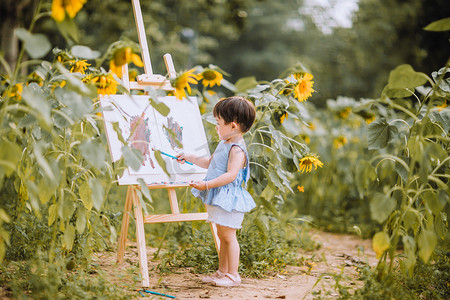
[[191, 141, 256, 213]]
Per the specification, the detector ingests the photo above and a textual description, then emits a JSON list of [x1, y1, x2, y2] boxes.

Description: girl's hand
[[176, 153, 188, 164], [190, 181, 208, 190]]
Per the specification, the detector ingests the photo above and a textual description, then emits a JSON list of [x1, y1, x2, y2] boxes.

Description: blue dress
[[192, 141, 256, 213]]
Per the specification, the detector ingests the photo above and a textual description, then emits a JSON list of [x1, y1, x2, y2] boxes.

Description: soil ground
[[94, 230, 378, 299]]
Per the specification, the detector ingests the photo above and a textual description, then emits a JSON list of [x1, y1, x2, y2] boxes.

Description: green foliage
[[353, 248, 450, 299], [155, 212, 319, 277]]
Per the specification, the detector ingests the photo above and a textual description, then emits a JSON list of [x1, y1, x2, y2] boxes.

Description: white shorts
[[206, 204, 245, 229]]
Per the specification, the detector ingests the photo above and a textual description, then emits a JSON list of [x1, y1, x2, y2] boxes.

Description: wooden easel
[[116, 0, 220, 288]]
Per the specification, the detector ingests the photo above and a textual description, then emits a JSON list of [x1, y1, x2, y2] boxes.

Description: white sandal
[[202, 270, 226, 283], [212, 273, 241, 287]]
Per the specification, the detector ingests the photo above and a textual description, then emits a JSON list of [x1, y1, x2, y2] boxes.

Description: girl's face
[[215, 117, 239, 141]]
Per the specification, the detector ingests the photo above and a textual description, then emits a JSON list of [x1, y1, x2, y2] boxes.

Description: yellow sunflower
[[197, 69, 223, 88], [364, 115, 376, 124], [3, 83, 23, 101], [280, 112, 288, 124], [171, 69, 198, 100], [70, 60, 90, 74], [88, 73, 118, 95], [338, 107, 352, 119], [436, 100, 447, 112], [109, 47, 144, 78], [51, 0, 87, 22], [299, 134, 310, 144], [298, 155, 323, 173], [293, 73, 314, 102], [333, 136, 348, 149]]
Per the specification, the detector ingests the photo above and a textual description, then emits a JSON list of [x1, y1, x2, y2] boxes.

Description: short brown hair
[[213, 96, 256, 133]]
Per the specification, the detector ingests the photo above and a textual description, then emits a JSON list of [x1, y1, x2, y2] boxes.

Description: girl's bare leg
[[217, 224, 239, 276]]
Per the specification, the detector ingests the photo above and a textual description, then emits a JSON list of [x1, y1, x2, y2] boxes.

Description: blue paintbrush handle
[[160, 151, 194, 165], [143, 289, 176, 298]]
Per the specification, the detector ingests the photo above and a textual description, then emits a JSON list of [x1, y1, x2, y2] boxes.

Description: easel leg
[[131, 187, 150, 288], [117, 186, 133, 264]]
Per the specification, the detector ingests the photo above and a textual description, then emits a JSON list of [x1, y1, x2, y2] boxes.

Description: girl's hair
[[213, 96, 256, 133]]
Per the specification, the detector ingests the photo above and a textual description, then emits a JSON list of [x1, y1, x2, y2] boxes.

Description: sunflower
[[171, 69, 198, 100], [3, 83, 23, 101], [70, 60, 90, 74], [51, 0, 87, 22], [436, 100, 447, 112], [338, 107, 352, 119], [109, 47, 144, 78], [333, 136, 348, 149], [197, 69, 223, 88], [299, 134, 310, 144], [280, 112, 288, 124], [293, 73, 314, 102], [364, 115, 376, 124], [88, 73, 118, 95], [298, 155, 323, 173]]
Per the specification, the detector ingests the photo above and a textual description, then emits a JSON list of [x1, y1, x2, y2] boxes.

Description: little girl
[[177, 96, 256, 287]]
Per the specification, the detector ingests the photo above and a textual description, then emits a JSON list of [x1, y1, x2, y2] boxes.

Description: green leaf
[[122, 145, 143, 171], [153, 150, 169, 176], [260, 183, 275, 200], [418, 230, 437, 263], [22, 85, 51, 124], [149, 98, 170, 117], [424, 190, 447, 215], [57, 90, 93, 120], [431, 67, 450, 92], [394, 156, 410, 183], [235, 76, 258, 93], [112, 122, 126, 145], [16, 28, 51, 59], [79, 140, 106, 170], [89, 178, 104, 211], [382, 84, 413, 99], [71, 45, 101, 59], [355, 160, 376, 199], [268, 125, 283, 149], [254, 214, 269, 244], [79, 182, 93, 211], [424, 17, 450, 32], [163, 125, 183, 148], [137, 178, 152, 202], [56, 63, 97, 97], [403, 208, 418, 230], [258, 197, 279, 217], [61, 198, 76, 220], [0, 140, 21, 176], [402, 235, 416, 277], [56, 16, 79, 42], [48, 204, 58, 226], [388, 64, 428, 89], [435, 212, 448, 240], [63, 224, 76, 251], [367, 118, 398, 150], [370, 192, 396, 223], [76, 207, 87, 235], [372, 231, 390, 259]]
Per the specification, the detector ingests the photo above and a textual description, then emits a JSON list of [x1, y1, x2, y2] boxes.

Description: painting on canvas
[[100, 95, 209, 185]]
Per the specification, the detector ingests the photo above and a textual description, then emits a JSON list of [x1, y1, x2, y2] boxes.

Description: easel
[[116, 0, 220, 288]]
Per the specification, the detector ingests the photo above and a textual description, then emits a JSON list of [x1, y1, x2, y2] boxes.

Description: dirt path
[[95, 230, 377, 299]]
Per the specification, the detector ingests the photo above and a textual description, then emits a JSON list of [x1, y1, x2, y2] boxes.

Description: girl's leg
[[216, 224, 239, 276]]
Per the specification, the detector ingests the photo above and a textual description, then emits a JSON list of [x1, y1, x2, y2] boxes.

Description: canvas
[[100, 95, 210, 185]]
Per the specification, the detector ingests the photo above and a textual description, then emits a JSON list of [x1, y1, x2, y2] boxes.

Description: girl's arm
[[176, 153, 211, 169], [191, 146, 245, 190]]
